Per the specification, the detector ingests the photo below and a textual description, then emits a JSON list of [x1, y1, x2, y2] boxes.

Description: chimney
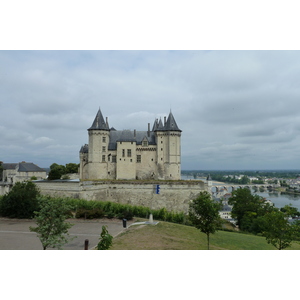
[[148, 123, 150, 137], [164, 116, 167, 126], [134, 129, 136, 138], [106, 117, 109, 128]]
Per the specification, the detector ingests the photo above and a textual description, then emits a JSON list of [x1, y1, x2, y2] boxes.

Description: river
[[252, 191, 300, 210], [181, 176, 300, 210]]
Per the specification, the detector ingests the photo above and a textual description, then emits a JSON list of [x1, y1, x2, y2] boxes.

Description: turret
[[154, 112, 181, 180], [87, 108, 110, 179]]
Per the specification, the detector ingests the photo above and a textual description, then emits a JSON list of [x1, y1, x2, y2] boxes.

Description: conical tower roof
[[88, 108, 109, 131], [157, 118, 165, 131], [152, 118, 159, 131], [164, 111, 181, 132]]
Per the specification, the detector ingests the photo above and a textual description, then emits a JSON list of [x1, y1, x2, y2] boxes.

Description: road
[[0, 217, 132, 250]]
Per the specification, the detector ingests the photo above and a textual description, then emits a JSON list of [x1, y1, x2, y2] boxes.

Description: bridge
[[210, 184, 280, 194]]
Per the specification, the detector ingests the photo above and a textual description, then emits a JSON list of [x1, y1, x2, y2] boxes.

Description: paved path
[[0, 217, 133, 250]]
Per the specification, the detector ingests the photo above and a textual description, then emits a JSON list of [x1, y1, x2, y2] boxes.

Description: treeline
[[182, 170, 300, 179], [210, 174, 251, 184], [48, 163, 79, 180]]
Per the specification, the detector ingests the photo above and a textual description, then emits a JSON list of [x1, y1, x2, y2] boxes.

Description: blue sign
[[156, 184, 160, 194]]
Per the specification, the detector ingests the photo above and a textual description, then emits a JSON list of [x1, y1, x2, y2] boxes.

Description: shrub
[[0, 181, 40, 218], [153, 207, 168, 221], [172, 212, 185, 224], [106, 211, 115, 219], [75, 208, 105, 219], [117, 209, 134, 220], [97, 226, 113, 250]]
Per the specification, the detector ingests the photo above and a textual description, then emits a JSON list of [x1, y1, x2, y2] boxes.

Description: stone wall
[[35, 180, 208, 213], [35, 181, 81, 199]]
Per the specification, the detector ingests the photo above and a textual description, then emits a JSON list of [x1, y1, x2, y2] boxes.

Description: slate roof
[[80, 144, 89, 153], [80, 109, 181, 153], [164, 112, 181, 132], [18, 162, 46, 172], [2, 163, 18, 170], [2, 162, 45, 173], [152, 112, 181, 132], [88, 108, 109, 131], [108, 130, 156, 150]]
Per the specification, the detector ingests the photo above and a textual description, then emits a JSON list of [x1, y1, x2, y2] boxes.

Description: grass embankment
[[110, 220, 300, 250]]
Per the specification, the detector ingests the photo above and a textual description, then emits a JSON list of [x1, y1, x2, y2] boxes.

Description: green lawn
[[110, 220, 300, 250]]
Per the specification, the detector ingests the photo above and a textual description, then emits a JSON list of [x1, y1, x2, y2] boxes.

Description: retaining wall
[[35, 180, 208, 213]]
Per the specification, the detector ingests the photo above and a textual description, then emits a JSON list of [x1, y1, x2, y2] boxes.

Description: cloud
[[2, 50, 300, 170]]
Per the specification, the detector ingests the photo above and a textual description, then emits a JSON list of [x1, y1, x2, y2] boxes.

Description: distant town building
[[1, 162, 47, 184], [79, 108, 182, 180]]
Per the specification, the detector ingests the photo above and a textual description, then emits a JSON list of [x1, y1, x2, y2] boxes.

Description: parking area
[[0, 217, 133, 250]]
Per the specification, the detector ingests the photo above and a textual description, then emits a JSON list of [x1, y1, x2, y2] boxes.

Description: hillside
[[110, 220, 300, 250]]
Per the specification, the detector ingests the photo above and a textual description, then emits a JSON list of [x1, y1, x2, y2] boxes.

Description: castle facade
[[79, 108, 181, 180]]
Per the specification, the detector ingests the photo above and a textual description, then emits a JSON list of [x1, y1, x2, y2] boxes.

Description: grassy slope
[[110, 220, 300, 250]]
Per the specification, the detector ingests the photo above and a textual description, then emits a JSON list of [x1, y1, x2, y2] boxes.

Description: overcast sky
[[2, 50, 300, 170]]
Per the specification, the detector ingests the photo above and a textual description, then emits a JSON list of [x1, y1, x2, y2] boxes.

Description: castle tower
[[155, 112, 181, 180], [164, 112, 182, 180], [87, 108, 110, 179]]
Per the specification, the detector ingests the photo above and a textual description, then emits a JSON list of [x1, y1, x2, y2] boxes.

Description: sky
[[2, 50, 300, 170], [1, 1, 300, 171]]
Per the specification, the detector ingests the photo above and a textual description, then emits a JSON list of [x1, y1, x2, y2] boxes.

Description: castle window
[[112, 155, 116, 163], [102, 155, 106, 162], [102, 137, 106, 143], [137, 155, 141, 163], [102, 146, 106, 152], [142, 141, 148, 147], [127, 149, 132, 157], [122, 149, 125, 157]]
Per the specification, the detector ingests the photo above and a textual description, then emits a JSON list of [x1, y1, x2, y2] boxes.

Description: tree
[[261, 210, 296, 250], [48, 163, 66, 180], [0, 181, 40, 218], [0, 161, 3, 181], [48, 163, 79, 180], [228, 188, 274, 233], [65, 163, 79, 174], [280, 204, 300, 218], [189, 191, 222, 250], [240, 175, 250, 184], [97, 225, 113, 250], [30, 197, 74, 250]]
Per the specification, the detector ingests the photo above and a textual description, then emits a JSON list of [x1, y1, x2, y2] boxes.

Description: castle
[[79, 108, 182, 180]]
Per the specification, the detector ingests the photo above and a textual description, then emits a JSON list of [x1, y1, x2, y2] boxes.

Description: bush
[[75, 208, 105, 219], [106, 211, 115, 219], [48, 197, 189, 225], [0, 181, 40, 218], [117, 209, 134, 220]]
